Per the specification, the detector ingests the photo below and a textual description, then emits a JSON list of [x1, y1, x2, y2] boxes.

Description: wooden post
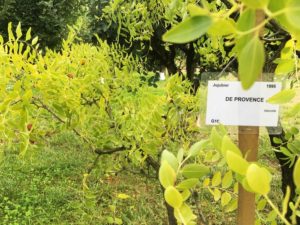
[[237, 126, 259, 225], [237, 10, 264, 225]]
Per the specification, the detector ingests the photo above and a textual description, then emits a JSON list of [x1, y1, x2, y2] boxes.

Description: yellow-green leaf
[[267, 89, 296, 104], [221, 135, 242, 157], [225, 199, 238, 212], [286, 103, 300, 117], [221, 192, 232, 207], [25, 27, 32, 41], [213, 188, 221, 201], [176, 178, 199, 190], [163, 16, 212, 44], [241, 0, 269, 9], [238, 35, 265, 89], [286, 0, 300, 30], [274, 59, 295, 75], [164, 186, 183, 208], [226, 151, 249, 175], [222, 171, 233, 188], [117, 193, 130, 199], [293, 158, 300, 188], [187, 4, 208, 16], [159, 161, 176, 188], [208, 19, 236, 36], [246, 164, 271, 195], [16, 22, 22, 39], [282, 186, 290, 216], [32, 36, 39, 46], [181, 163, 210, 179], [188, 140, 208, 157], [212, 171, 221, 187], [211, 127, 223, 152], [174, 203, 197, 224], [161, 150, 179, 171]]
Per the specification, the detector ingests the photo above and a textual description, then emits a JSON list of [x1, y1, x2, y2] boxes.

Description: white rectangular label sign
[[205, 81, 281, 126]]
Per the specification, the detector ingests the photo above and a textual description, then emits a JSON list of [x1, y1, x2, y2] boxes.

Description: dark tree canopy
[[0, 0, 84, 49]]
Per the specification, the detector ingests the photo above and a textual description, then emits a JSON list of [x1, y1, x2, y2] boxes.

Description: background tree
[[0, 0, 84, 49]]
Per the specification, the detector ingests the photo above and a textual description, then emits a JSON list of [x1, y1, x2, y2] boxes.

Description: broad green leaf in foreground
[[164, 186, 183, 208], [286, 0, 300, 30], [221, 135, 242, 157], [238, 35, 265, 89], [163, 15, 212, 44], [267, 89, 296, 104], [226, 151, 249, 175], [246, 164, 271, 195], [208, 19, 236, 36], [187, 3, 208, 16]]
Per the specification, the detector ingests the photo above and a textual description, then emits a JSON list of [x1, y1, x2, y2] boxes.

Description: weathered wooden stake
[[237, 10, 265, 225]]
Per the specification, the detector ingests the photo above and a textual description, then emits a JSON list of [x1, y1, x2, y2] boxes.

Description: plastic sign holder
[[205, 81, 281, 127]]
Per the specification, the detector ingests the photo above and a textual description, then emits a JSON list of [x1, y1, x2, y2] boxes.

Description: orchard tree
[[0, 0, 85, 48]]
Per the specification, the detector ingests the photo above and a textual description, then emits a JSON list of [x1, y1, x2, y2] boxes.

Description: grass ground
[[0, 133, 167, 225]]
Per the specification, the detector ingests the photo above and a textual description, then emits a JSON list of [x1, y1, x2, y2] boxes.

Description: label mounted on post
[[205, 81, 281, 127]]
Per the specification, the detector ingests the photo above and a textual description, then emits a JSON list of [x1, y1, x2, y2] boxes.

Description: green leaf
[[238, 35, 265, 89], [16, 22, 22, 39], [163, 16, 212, 44], [246, 164, 271, 195], [221, 135, 242, 157], [213, 188, 221, 201], [32, 36, 39, 46], [282, 186, 290, 216], [174, 203, 197, 224], [241, 0, 269, 9], [221, 192, 232, 207], [212, 171, 221, 186], [235, 9, 256, 53], [164, 186, 183, 208], [208, 19, 236, 36], [286, 0, 300, 31], [8, 22, 15, 41], [176, 178, 199, 190], [181, 163, 210, 179], [187, 4, 208, 16], [293, 158, 300, 188], [225, 199, 238, 212], [211, 127, 223, 152], [181, 189, 191, 201], [257, 199, 267, 210], [226, 151, 249, 175], [267, 89, 296, 104], [274, 59, 295, 75], [188, 140, 208, 157], [222, 171, 233, 188], [177, 148, 184, 163], [161, 150, 179, 171], [25, 27, 32, 41], [159, 161, 176, 188]]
